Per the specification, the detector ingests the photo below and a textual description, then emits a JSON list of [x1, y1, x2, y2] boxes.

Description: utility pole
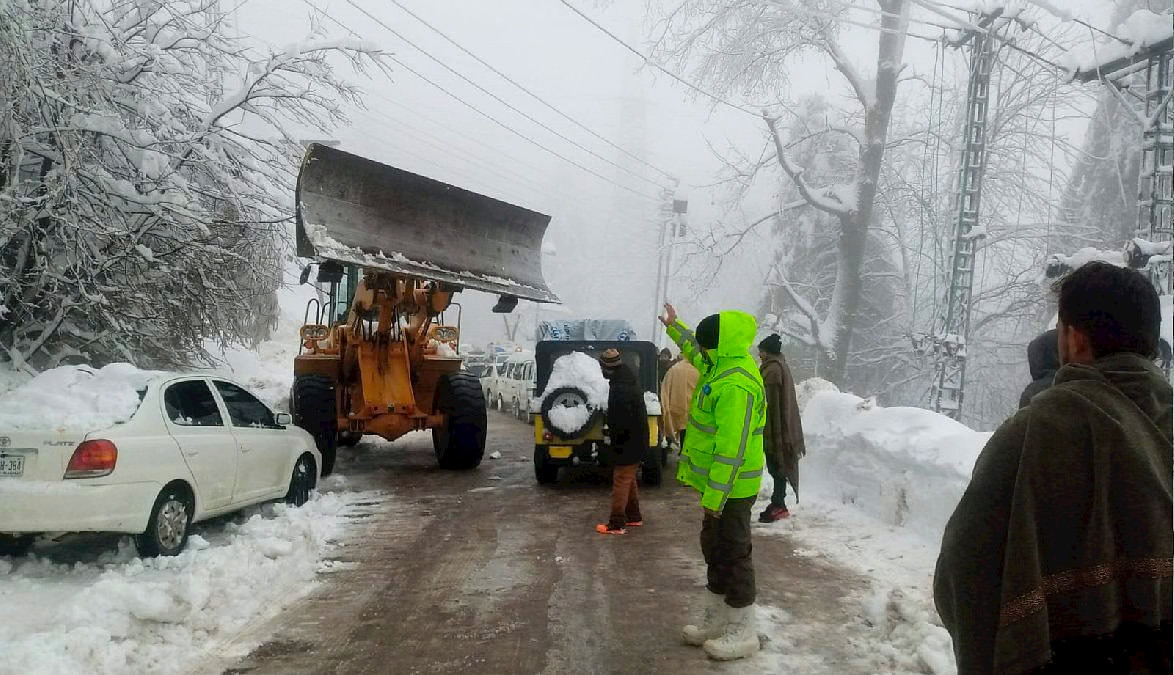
[[651, 185, 686, 346], [926, 10, 1004, 421]]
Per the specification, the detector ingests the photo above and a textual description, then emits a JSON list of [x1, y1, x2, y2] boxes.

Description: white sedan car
[[0, 375, 322, 558]]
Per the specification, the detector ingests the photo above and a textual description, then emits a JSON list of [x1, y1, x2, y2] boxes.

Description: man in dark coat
[[1018, 329, 1059, 408], [595, 348, 648, 535], [935, 262, 1172, 674], [757, 334, 806, 522]]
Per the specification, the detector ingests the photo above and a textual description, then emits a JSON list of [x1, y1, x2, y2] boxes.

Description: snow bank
[[0, 364, 163, 433], [794, 390, 991, 540], [0, 490, 382, 675], [753, 380, 994, 673]]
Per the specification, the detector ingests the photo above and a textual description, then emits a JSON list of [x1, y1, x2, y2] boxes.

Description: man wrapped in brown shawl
[[935, 262, 1173, 674], [757, 334, 805, 522]]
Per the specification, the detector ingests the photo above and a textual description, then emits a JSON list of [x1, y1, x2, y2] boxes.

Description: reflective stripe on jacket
[[666, 311, 766, 511]]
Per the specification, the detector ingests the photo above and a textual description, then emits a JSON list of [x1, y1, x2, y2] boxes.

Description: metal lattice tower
[[1139, 47, 1173, 294], [929, 12, 1001, 420]]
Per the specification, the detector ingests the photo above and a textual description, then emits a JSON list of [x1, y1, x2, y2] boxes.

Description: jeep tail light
[[64, 440, 118, 479]]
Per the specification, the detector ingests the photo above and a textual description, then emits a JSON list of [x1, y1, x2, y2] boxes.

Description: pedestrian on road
[[935, 262, 1172, 675], [1018, 328, 1059, 408], [757, 334, 805, 523], [660, 354, 699, 450], [657, 347, 673, 387], [661, 302, 765, 661], [595, 348, 648, 536]]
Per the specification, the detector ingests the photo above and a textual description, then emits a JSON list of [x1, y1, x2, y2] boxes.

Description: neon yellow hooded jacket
[[666, 311, 766, 511]]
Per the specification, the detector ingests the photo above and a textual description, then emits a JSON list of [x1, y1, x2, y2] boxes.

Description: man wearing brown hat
[[595, 348, 649, 535], [757, 333, 805, 522]]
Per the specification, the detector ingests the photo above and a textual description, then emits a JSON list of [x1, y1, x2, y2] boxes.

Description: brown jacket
[[935, 354, 1173, 674], [759, 353, 806, 498], [660, 358, 698, 442]]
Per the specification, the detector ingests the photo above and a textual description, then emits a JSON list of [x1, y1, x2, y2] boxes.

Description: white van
[[495, 353, 536, 421]]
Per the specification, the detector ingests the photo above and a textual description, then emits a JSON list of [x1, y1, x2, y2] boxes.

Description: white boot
[[681, 592, 728, 646], [703, 604, 759, 661]]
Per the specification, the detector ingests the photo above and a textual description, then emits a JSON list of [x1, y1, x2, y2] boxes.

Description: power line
[[354, 106, 642, 220], [555, 0, 761, 118], [294, 0, 663, 204], [345, 0, 672, 192], [385, 0, 678, 183]]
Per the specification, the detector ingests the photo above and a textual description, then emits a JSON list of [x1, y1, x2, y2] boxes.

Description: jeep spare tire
[[540, 386, 599, 438]]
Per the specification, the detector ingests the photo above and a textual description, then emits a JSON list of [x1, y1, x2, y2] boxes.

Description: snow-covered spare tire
[[537, 352, 609, 438]]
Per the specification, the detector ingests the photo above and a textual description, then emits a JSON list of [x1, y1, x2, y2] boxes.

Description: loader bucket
[[295, 144, 559, 303]]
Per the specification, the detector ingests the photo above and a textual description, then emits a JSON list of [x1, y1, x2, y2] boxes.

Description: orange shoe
[[625, 520, 643, 527], [595, 523, 627, 535]]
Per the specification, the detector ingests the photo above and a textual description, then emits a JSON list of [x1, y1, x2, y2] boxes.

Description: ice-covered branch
[[763, 113, 855, 217]]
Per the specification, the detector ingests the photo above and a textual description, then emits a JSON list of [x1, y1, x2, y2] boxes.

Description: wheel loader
[[289, 144, 558, 475]]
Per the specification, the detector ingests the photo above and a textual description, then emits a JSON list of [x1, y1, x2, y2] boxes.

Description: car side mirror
[[275, 412, 293, 426]]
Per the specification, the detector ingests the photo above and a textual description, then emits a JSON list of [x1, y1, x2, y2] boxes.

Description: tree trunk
[[822, 0, 909, 386]]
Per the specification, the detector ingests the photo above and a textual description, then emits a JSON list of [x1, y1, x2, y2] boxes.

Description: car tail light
[[64, 440, 118, 479], [542, 430, 553, 442]]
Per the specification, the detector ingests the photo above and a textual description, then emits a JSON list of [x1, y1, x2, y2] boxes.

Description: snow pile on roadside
[[794, 376, 839, 410], [754, 380, 993, 673], [0, 364, 163, 432], [790, 390, 991, 540], [0, 490, 379, 675], [537, 352, 609, 434]]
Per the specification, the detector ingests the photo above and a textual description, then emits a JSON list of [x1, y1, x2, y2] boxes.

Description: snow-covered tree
[[653, 0, 914, 386], [0, 0, 381, 372]]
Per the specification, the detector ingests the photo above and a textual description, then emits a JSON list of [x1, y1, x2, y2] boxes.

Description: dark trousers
[[608, 464, 641, 528], [700, 496, 756, 608], [765, 454, 788, 508]]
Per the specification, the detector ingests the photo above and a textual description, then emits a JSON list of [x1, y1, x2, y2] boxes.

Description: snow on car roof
[[0, 363, 167, 432]]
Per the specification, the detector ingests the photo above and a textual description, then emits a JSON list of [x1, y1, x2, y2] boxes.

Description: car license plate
[[548, 446, 572, 459], [0, 454, 24, 477]]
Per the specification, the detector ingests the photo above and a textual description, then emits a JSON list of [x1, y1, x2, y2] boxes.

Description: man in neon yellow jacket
[[660, 303, 765, 661]]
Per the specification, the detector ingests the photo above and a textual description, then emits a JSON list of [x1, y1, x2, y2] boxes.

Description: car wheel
[[284, 453, 316, 506], [135, 486, 193, 557], [433, 372, 488, 470], [534, 445, 559, 484], [291, 375, 338, 476], [0, 534, 34, 558]]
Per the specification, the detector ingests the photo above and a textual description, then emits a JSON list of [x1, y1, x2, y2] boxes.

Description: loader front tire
[[433, 372, 487, 470], [292, 375, 338, 476]]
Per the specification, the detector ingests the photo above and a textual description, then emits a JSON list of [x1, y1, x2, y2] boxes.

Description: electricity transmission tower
[[925, 10, 1005, 421]]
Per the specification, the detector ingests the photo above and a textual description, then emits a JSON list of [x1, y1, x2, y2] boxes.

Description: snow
[[1050, 246, 1125, 271], [643, 392, 662, 416], [752, 380, 995, 673], [1063, 9, 1173, 72], [0, 490, 384, 675], [0, 364, 163, 432], [546, 404, 594, 436], [537, 352, 610, 409], [428, 339, 458, 358], [535, 352, 611, 435]]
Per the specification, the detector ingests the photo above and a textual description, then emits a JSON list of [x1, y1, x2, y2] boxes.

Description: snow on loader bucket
[[290, 144, 558, 476], [295, 143, 557, 303]]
